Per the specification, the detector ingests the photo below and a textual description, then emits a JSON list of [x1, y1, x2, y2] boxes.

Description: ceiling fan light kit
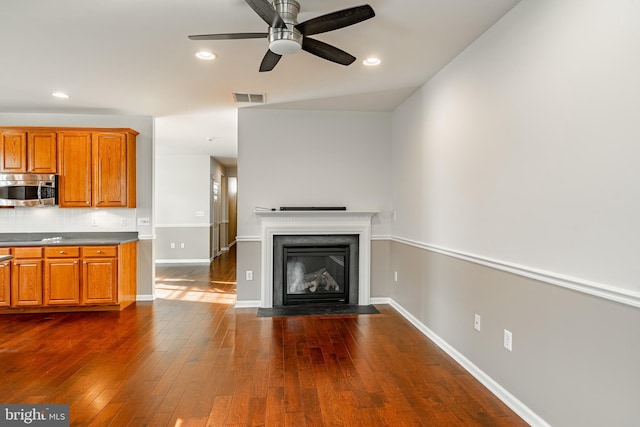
[[268, 27, 303, 55], [188, 0, 375, 72]]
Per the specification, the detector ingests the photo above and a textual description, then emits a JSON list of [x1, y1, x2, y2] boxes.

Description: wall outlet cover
[[504, 329, 513, 351]]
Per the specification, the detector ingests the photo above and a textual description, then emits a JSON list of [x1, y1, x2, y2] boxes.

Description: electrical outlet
[[504, 329, 513, 351], [180, 243, 185, 248], [137, 218, 150, 226], [194, 211, 205, 217], [120, 218, 127, 226], [170, 243, 175, 249], [91, 218, 98, 227], [246, 270, 253, 281], [474, 314, 481, 332], [394, 271, 398, 282]]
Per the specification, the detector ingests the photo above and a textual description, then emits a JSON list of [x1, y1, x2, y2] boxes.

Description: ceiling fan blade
[[245, 0, 286, 29], [188, 33, 268, 40], [295, 5, 375, 36], [259, 49, 282, 72], [302, 38, 355, 66]]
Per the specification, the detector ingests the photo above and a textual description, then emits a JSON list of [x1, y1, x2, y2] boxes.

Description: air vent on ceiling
[[233, 92, 266, 104]]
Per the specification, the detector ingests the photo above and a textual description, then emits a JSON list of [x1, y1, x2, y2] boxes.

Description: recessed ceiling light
[[51, 91, 70, 99], [195, 51, 216, 60], [362, 57, 381, 66]]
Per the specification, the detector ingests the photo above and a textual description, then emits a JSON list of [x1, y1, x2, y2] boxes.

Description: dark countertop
[[0, 232, 138, 247], [0, 255, 13, 262]]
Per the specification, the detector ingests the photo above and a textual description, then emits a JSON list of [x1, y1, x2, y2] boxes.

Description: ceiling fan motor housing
[[269, 0, 302, 55]]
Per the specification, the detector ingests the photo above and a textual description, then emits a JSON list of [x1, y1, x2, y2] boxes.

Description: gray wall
[[155, 226, 211, 262], [389, 1, 640, 426], [390, 242, 640, 427], [236, 108, 393, 300]]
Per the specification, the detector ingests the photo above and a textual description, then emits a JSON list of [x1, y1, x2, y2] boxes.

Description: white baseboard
[[387, 298, 551, 427], [136, 294, 155, 302], [235, 300, 261, 308], [370, 297, 391, 305]]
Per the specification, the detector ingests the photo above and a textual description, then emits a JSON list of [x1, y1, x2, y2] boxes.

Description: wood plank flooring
[[0, 246, 528, 426]]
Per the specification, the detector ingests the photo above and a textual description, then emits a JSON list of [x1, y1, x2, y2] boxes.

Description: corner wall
[[155, 154, 220, 262], [236, 108, 393, 303]]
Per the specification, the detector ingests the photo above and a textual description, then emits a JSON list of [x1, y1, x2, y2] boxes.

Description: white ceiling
[[0, 0, 520, 166]]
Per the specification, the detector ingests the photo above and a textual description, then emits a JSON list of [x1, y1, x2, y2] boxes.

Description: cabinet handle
[[96, 250, 102, 254], [59, 251, 65, 254]]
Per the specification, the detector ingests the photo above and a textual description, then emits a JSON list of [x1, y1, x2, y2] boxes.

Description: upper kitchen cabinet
[[58, 128, 137, 208], [58, 131, 93, 207], [92, 132, 136, 208], [0, 129, 57, 173]]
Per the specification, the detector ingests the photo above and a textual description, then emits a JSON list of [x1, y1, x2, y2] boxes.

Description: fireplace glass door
[[283, 245, 349, 305]]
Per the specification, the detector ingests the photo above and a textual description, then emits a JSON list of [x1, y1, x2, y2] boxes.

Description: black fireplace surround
[[273, 235, 359, 306]]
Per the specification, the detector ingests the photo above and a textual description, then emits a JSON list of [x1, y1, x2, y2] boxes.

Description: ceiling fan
[[188, 0, 375, 72]]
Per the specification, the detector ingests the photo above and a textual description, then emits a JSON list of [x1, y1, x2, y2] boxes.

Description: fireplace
[[273, 235, 358, 306], [254, 210, 377, 308]]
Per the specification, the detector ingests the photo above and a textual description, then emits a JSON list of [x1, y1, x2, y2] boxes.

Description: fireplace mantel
[[254, 210, 379, 220], [256, 210, 379, 308]]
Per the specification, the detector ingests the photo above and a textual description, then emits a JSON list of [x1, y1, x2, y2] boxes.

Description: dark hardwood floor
[[0, 246, 528, 426]]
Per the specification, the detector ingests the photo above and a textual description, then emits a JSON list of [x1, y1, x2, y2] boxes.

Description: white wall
[[392, 0, 640, 295], [156, 154, 211, 225], [237, 108, 393, 238]]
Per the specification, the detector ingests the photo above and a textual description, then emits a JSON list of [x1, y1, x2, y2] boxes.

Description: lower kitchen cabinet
[[82, 246, 117, 304], [44, 246, 80, 305], [0, 242, 136, 313], [0, 249, 10, 307], [11, 247, 44, 307]]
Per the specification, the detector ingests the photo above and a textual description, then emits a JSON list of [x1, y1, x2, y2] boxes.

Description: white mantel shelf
[[255, 209, 378, 308], [254, 210, 379, 219]]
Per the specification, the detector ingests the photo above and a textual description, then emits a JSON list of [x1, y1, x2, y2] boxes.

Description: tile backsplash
[[0, 207, 138, 233]]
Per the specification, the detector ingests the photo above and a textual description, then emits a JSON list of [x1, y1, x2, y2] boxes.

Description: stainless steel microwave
[[0, 174, 58, 207]]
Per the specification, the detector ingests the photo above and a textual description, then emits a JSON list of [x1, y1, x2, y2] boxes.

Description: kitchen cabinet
[[44, 246, 80, 305], [92, 132, 136, 207], [58, 130, 136, 208], [81, 246, 117, 304], [57, 131, 92, 207], [0, 130, 57, 173], [0, 241, 136, 313], [0, 249, 10, 307], [11, 247, 44, 307]]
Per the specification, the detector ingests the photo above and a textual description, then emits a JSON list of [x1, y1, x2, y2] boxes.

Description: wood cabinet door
[[44, 259, 80, 305], [0, 130, 27, 172], [92, 132, 127, 207], [11, 259, 43, 306], [0, 260, 10, 307], [82, 258, 117, 304], [58, 132, 92, 207], [27, 131, 57, 173]]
